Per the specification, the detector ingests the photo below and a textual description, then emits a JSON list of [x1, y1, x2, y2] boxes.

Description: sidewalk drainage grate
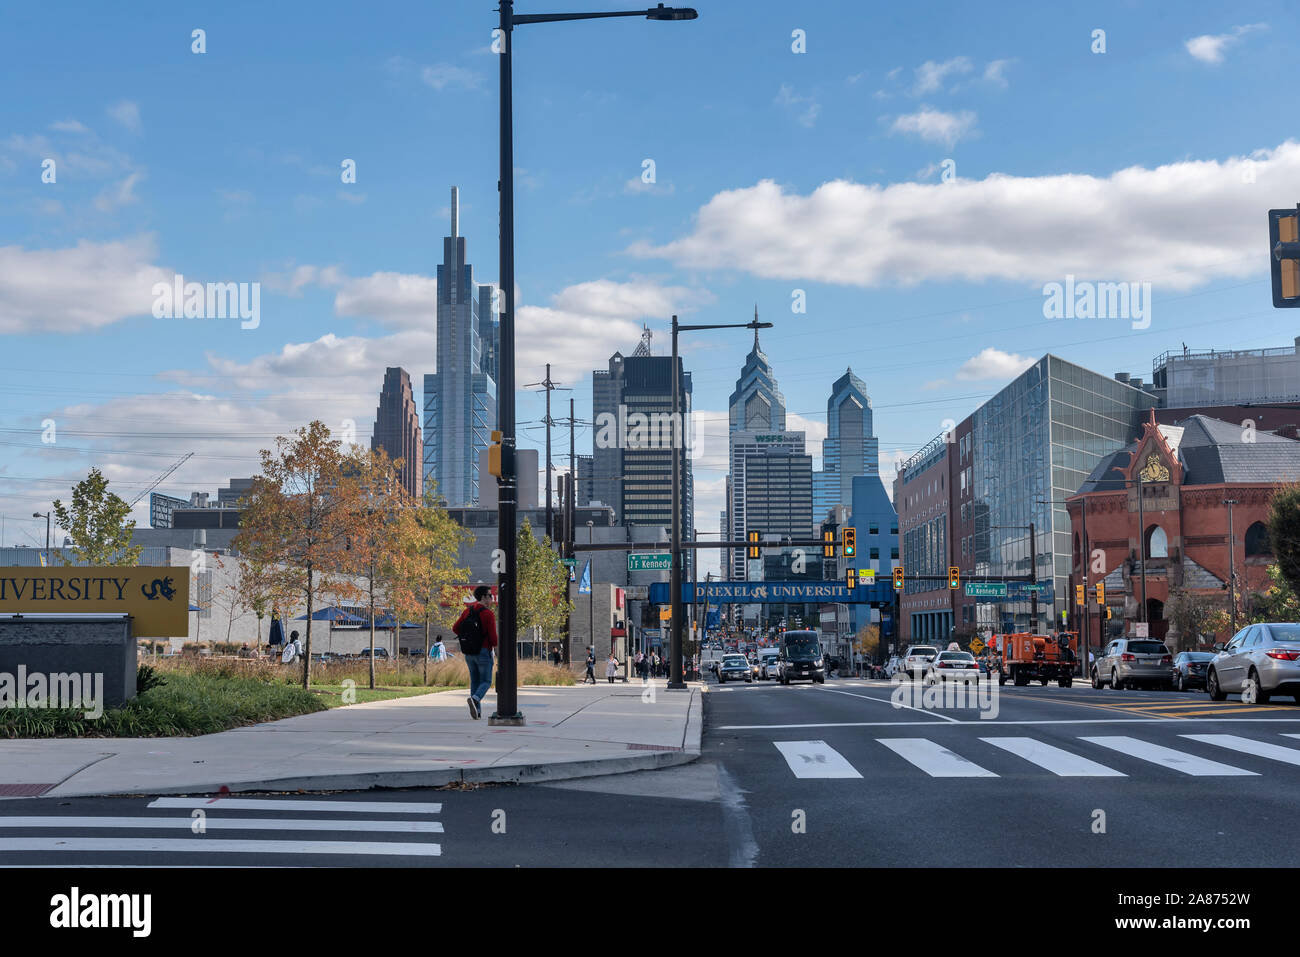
[[0, 783, 55, 797], [626, 744, 683, 752]]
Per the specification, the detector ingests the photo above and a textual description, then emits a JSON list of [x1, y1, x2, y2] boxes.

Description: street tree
[[234, 421, 366, 688], [388, 484, 473, 685], [517, 520, 571, 657], [1166, 587, 1218, 650], [1268, 483, 1300, 598], [51, 467, 143, 566], [1249, 564, 1300, 623]]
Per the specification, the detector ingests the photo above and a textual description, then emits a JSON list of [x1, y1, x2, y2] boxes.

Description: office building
[[424, 187, 500, 506], [372, 367, 423, 500], [814, 368, 879, 517], [1150, 337, 1300, 408], [590, 328, 693, 575]]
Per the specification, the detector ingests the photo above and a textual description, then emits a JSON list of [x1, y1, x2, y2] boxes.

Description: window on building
[[891, 547, 899, 559], [1245, 521, 1272, 557], [1145, 524, 1168, 559], [870, 547, 879, 559], [869, 523, 879, 535]]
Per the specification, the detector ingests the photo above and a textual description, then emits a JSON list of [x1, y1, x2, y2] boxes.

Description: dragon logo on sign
[[141, 577, 177, 601]]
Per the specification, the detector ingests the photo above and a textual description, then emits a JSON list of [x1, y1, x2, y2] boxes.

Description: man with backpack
[[453, 585, 499, 719]]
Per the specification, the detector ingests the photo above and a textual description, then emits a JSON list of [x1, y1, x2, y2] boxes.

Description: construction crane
[[129, 452, 195, 507]]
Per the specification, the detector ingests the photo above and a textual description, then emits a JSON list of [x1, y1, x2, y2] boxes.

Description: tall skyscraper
[[591, 328, 693, 573], [726, 313, 806, 581], [424, 187, 500, 506], [814, 368, 879, 519], [373, 367, 423, 499]]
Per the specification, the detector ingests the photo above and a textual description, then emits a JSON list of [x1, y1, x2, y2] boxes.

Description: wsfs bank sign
[[0, 567, 190, 636]]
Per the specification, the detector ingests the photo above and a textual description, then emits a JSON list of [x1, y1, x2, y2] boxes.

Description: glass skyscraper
[[423, 187, 499, 506], [814, 367, 878, 519]]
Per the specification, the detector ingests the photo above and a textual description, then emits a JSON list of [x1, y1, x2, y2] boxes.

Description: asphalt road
[[3, 675, 1300, 867]]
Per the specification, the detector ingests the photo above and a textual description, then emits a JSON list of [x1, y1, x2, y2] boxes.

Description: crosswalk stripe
[[772, 741, 862, 778], [980, 737, 1125, 776], [0, 838, 441, 856], [877, 738, 997, 777], [147, 798, 441, 814], [0, 817, 443, 833], [1184, 734, 1300, 766], [1079, 736, 1257, 776]]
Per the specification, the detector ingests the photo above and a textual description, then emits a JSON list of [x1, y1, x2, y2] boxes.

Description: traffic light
[[1270, 206, 1300, 307], [1105, 606, 1113, 620], [1094, 582, 1105, 605], [487, 430, 503, 477], [842, 526, 857, 558], [822, 530, 835, 559], [892, 567, 904, 591], [1075, 584, 1085, 606], [747, 529, 761, 559], [845, 566, 857, 589], [948, 566, 960, 590]]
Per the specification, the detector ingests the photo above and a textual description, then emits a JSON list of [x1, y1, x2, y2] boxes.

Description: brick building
[[1067, 412, 1300, 650]]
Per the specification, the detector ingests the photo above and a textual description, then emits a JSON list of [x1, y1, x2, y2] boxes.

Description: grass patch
[[310, 685, 446, 708]]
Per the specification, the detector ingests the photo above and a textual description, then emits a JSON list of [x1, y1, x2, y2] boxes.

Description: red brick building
[[1067, 412, 1300, 650]]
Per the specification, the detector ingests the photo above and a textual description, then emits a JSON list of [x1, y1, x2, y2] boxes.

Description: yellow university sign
[[0, 566, 190, 637]]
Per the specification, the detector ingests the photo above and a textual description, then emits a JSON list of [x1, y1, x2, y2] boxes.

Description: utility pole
[[523, 364, 569, 543], [1224, 498, 1239, 631]]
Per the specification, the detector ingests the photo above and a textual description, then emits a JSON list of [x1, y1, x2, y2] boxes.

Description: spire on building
[[752, 304, 761, 351], [451, 186, 459, 238], [631, 323, 653, 358]]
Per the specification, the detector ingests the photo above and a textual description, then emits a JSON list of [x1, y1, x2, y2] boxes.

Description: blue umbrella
[[294, 606, 366, 624], [374, 613, 420, 630]]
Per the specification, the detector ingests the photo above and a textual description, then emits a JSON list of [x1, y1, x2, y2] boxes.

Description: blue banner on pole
[[578, 560, 591, 595]]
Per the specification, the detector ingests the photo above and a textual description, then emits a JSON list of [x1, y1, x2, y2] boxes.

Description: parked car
[[902, 645, 940, 679], [756, 647, 781, 680], [927, 650, 980, 684], [1092, 638, 1173, 690], [354, 647, 390, 660], [884, 655, 905, 678], [1171, 651, 1215, 691], [1207, 623, 1300, 703], [716, 654, 753, 684]]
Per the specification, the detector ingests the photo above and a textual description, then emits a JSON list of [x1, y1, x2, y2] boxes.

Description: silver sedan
[[1207, 622, 1300, 703]]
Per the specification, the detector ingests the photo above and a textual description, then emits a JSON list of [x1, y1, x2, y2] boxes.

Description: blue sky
[[2, 0, 1299, 576]]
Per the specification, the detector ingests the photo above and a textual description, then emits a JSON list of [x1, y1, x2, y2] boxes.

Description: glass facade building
[[814, 368, 879, 519], [971, 355, 1158, 632]]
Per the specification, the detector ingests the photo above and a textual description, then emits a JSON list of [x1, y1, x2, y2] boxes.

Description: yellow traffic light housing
[[747, 529, 761, 559], [487, 430, 503, 477], [948, 566, 960, 590], [1075, 584, 1085, 606], [1095, 582, 1105, 605], [845, 566, 857, 589], [1270, 206, 1300, 307], [892, 567, 904, 591], [822, 530, 834, 559], [842, 527, 857, 558]]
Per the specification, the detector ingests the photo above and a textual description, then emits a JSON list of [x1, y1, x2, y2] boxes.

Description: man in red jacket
[[454, 585, 499, 719]]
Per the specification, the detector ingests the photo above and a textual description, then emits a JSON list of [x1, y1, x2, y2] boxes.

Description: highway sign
[[965, 582, 1007, 598], [628, 553, 672, 572]]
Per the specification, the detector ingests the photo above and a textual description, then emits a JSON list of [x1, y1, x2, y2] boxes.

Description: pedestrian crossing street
[[0, 796, 445, 864], [773, 732, 1300, 780]]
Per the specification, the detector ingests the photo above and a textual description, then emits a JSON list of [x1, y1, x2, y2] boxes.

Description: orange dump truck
[[990, 632, 1078, 687]]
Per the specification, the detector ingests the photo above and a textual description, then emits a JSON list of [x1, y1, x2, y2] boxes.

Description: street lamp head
[[646, 4, 698, 19]]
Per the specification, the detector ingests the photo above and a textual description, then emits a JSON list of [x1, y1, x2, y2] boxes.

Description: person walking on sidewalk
[[583, 647, 597, 684], [453, 585, 498, 720], [605, 652, 618, 683]]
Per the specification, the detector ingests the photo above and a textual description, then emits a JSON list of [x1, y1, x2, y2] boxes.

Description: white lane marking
[[1080, 736, 1257, 776], [814, 685, 961, 723], [877, 738, 997, 777], [716, 717, 1300, 730], [147, 798, 440, 814], [980, 737, 1125, 777], [0, 817, 443, 833], [0, 838, 441, 856], [1184, 734, 1300, 766], [716, 764, 759, 868], [772, 741, 863, 779]]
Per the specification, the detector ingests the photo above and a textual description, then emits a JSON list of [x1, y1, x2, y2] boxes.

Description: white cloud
[[50, 119, 88, 134], [421, 64, 482, 91], [774, 84, 821, 127], [0, 236, 169, 334], [983, 59, 1011, 88], [94, 170, 144, 212], [913, 57, 972, 94], [107, 100, 141, 133], [788, 412, 827, 462], [334, 271, 437, 329], [889, 106, 977, 147], [630, 141, 1300, 291], [954, 347, 1035, 381], [1186, 23, 1267, 64], [551, 278, 708, 320]]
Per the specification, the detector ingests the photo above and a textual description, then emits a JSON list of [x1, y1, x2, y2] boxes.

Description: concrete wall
[[0, 615, 135, 708]]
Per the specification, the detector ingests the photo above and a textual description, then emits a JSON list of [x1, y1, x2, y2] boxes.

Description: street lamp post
[[492, 1, 697, 724], [668, 312, 771, 690], [32, 511, 50, 561]]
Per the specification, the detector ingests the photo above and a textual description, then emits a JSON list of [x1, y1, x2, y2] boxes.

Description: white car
[[902, 645, 939, 678], [756, 648, 781, 680], [884, 655, 905, 678], [927, 650, 980, 684]]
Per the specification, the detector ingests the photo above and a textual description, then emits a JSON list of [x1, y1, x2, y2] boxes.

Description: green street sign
[[1021, 583, 1046, 592], [628, 553, 672, 572], [561, 558, 577, 567], [965, 582, 1008, 598]]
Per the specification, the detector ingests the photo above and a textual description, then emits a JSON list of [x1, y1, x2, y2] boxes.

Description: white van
[[756, 647, 781, 680]]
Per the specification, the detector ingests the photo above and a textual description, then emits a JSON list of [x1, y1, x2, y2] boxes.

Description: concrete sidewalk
[[0, 680, 703, 799]]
